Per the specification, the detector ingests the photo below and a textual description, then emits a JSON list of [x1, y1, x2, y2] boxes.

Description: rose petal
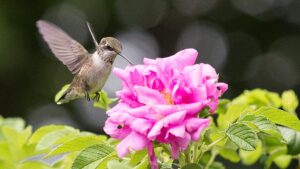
[[176, 133, 191, 151], [131, 118, 153, 135], [134, 86, 166, 105], [170, 133, 191, 159], [104, 119, 132, 140], [186, 118, 210, 140], [117, 132, 149, 157], [170, 142, 179, 159], [148, 111, 186, 139], [178, 102, 204, 115], [167, 124, 185, 138], [216, 82, 228, 95], [155, 48, 198, 69], [128, 106, 157, 120], [200, 63, 218, 80]]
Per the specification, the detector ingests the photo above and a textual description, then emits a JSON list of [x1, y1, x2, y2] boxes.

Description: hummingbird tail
[[56, 87, 84, 104], [56, 89, 70, 105]]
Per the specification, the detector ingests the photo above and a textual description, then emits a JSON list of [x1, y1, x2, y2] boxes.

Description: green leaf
[[55, 84, 71, 104], [96, 155, 118, 169], [278, 126, 300, 155], [72, 144, 115, 169], [133, 156, 149, 169], [182, 163, 203, 169], [273, 154, 292, 169], [160, 162, 173, 169], [18, 161, 52, 169], [222, 139, 238, 150], [239, 140, 262, 165], [209, 162, 225, 169], [2, 125, 32, 148], [266, 92, 282, 108], [219, 148, 240, 163], [29, 125, 78, 150], [281, 90, 298, 113], [239, 114, 281, 138], [0, 142, 12, 162], [225, 123, 258, 151], [232, 89, 281, 108], [107, 160, 132, 169], [209, 132, 227, 147], [0, 117, 25, 132], [0, 126, 33, 162], [47, 135, 106, 157], [217, 103, 249, 128], [265, 147, 287, 169], [53, 132, 90, 146], [253, 107, 300, 131], [259, 133, 285, 151], [215, 99, 230, 115], [53, 153, 78, 169], [198, 108, 210, 118], [130, 150, 147, 166], [93, 91, 118, 111], [29, 125, 68, 144]]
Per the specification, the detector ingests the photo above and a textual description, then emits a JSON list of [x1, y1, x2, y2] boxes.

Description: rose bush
[[3, 50, 300, 169]]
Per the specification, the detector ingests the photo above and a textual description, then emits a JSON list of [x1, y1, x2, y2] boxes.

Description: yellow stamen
[[161, 90, 174, 105]]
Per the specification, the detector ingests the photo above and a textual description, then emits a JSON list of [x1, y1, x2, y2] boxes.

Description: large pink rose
[[104, 49, 228, 169]]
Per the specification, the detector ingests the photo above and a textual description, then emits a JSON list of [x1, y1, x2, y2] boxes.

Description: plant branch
[[204, 149, 218, 169], [203, 136, 226, 152]]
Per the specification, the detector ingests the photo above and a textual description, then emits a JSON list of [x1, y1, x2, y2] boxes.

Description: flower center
[[161, 90, 174, 105]]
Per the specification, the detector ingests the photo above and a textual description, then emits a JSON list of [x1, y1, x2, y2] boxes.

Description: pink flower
[[104, 49, 227, 168]]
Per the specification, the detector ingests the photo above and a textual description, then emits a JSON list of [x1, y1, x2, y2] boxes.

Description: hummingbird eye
[[105, 45, 114, 51]]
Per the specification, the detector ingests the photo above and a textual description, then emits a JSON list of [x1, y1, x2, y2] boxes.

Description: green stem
[[189, 142, 196, 163], [192, 142, 197, 163], [161, 144, 171, 154], [204, 150, 218, 169], [195, 142, 204, 164], [203, 136, 226, 152], [178, 152, 186, 167]]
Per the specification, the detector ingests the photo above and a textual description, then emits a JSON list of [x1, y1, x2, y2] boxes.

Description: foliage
[[1, 88, 300, 169]]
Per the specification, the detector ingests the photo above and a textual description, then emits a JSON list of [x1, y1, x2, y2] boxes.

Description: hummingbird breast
[[79, 52, 113, 94]]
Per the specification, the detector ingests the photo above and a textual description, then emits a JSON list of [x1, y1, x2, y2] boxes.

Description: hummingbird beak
[[117, 53, 134, 65]]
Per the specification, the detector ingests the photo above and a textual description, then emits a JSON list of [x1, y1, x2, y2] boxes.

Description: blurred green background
[[1, 0, 300, 136]]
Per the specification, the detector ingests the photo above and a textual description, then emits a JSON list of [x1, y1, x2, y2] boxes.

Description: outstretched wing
[[37, 20, 89, 74]]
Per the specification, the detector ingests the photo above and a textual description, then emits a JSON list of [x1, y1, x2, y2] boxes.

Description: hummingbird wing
[[37, 20, 89, 74]]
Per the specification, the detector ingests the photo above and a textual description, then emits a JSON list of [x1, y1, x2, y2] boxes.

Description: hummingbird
[[36, 20, 133, 104]]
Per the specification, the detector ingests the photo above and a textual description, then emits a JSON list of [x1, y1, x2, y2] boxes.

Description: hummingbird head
[[99, 37, 123, 54], [86, 22, 132, 64], [98, 37, 134, 65]]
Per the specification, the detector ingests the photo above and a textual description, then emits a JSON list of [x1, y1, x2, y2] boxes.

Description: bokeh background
[[0, 0, 300, 168]]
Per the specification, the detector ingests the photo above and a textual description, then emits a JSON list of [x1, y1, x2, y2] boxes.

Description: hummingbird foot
[[85, 92, 91, 101], [93, 92, 101, 102]]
